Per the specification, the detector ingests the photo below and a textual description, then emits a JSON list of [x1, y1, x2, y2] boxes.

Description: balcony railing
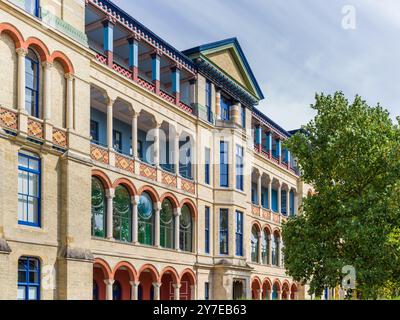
[[253, 144, 299, 176]]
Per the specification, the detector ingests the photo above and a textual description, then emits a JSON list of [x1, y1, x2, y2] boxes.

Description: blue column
[[128, 38, 139, 81], [276, 139, 281, 160], [255, 126, 262, 146], [151, 53, 160, 94], [103, 20, 114, 66], [172, 67, 180, 94], [265, 132, 272, 153]]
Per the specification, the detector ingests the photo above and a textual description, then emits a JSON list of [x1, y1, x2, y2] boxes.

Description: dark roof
[[182, 38, 264, 100], [252, 108, 292, 138]]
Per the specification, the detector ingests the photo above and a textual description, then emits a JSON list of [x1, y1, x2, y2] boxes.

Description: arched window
[[91, 177, 106, 238], [261, 230, 270, 264], [160, 199, 174, 249], [179, 204, 192, 252], [272, 284, 279, 300], [25, 48, 40, 117], [112, 281, 122, 300], [272, 233, 280, 266], [113, 185, 132, 242], [17, 257, 40, 300], [251, 226, 259, 262], [138, 192, 154, 245]]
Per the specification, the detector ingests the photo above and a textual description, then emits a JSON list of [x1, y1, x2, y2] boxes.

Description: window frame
[[205, 80, 212, 123], [219, 141, 229, 187], [205, 206, 210, 254], [25, 49, 40, 118], [219, 209, 229, 255], [17, 256, 40, 300], [205, 147, 210, 185], [235, 211, 243, 257], [235, 145, 244, 191], [18, 152, 41, 227], [90, 120, 99, 144], [113, 130, 122, 153]]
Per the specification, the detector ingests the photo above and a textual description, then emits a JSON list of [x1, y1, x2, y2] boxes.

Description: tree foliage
[[282, 92, 400, 299]]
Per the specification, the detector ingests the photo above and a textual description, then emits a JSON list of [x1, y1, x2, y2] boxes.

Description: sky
[[112, 0, 400, 131]]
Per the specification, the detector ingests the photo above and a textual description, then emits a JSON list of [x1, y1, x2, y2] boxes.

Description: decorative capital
[[16, 47, 28, 57], [42, 61, 53, 69], [174, 207, 181, 217], [64, 73, 75, 81], [106, 188, 115, 198]]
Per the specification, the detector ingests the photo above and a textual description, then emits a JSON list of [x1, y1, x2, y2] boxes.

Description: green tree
[[282, 92, 400, 299]]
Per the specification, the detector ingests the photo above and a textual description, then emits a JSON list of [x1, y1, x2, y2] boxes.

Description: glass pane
[[18, 171, 28, 194], [17, 286, 26, 300], [18, 195, 27, 222], [27, 197, 39, 224], [28, 287, 38, 300], [18, 270, 27, 283], [29, 271, 39, 284], [138, 193, 153, 220], [18, 155, 28, 168], [29, 158, 39, 171], [28, 173, 39, 196]]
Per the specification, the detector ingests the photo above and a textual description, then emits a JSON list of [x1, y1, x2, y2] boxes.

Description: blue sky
[[113, 0, 400, 131]]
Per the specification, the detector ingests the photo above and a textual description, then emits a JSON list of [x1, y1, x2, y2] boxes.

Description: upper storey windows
[[25, 49, 40, 118], [11, 0, 40, 17], [220, 95, 231, 121]]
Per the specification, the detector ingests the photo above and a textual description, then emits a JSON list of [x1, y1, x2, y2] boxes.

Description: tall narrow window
[[113, 130, 122, 153], [251, 226, 259, 263], [113, 185, 132, 242], [281, 190, 287, 216], [220, 95, 231, 121], [241, 105, 246, 128], [205, 282, 210, 300], [290, 190, 295, 216], [180, 204, 192, 252], [18, 152, 40, 227], [179, 137, 192, 179], [261, 230, 270, 264], [235, 145, 244, 191], [220, 141, 229, 187], [25, 49, 40, 117], [261, 187, 268, 209], [219, 209, 229, 255], [91, 177, 106, 238], [205, 147, 210, 185], [20, 0, 40, 16], [251, 183, 258, 205], [235, 211, 243, 256], [160, 199, 174, 249], [272, 233, 280, 266], [138, 192, 154, 245], [205, 206, 210, 254], [271, 189, 278, 213], [205, 80, 212, 123], [17, 257, 40, 300]]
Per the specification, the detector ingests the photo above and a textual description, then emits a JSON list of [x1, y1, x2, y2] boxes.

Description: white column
[[268, 179, 272, 210], [215, 89, 221, 120], [16, 48, 27, 113], [294, 191, 299, 215], [152, 282, 161, 300], [130, 281, 139, 300], [257, 174, 262, 206], [153, 122, 161, 167], [268, 235, 272, 265], [65, 73, 74, 129], [174, 131, 180, 174], [131, 195, 139, 244], [131, 112, 138, 158], [190, 285, 196, 300], [104, 279, 114, 300], [173, 283, 181, 300], [107, 98, 114, 149], [154, 201, 161, 247], [43, 62, 52, 121], [257, 289, 263, 300], [257, 232, 262, 263], [277, 184, 282, 214], [174, 208, 181, 250], [106, 188, 115, 240], [277, 291, 282, 300]]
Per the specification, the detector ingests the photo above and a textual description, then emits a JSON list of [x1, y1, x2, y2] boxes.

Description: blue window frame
[[205, 147, 210, 185], [17, 257, 40, 300], [220, 95, 231, 121], [271, 189, 278, 213], [25, 49, 40, 118], [220, 141, 229, 187], [205, 282, 210, 300], [235, 211, 243, 256], [113, 130, 122, 153], [261, 187, 268, 208], [235, 145, 244, 191], [179, 137, 192, 179], [205, 206, 210, 254], [281, 190, 287, 216], [18, 152, 41, 227], [16, 0, 40, 17], [251, 183, 258, 204], [290, 190, 295, 216], [219, 209, 229, 255], [90, 120, 99, 143], [205, 80, 212, 123]]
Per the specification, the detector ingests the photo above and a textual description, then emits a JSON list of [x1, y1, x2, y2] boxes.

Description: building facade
[[0, 0, 311, 300]]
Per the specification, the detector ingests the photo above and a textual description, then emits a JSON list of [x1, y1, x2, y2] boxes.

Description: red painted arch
[[92, 169, 112, 190], [179, 198, 197, 218], [179, 268, 196, 284], [138, 185, 160, 202], [251, 221, 262, 232], [262, 278, 272, 290], [160, 266, 180, 284], [50, 51, 74, 74], [138, 264, 160, 283], [159, 192, 179, 208], [0, 22, 24, 48], [112, 178, 137, 196], [262, 224, 273, 235], [93, 258, 113, 279], [112, 261, 137, 282], [272, 279, 282, 291], [23, 37, 50, 62]]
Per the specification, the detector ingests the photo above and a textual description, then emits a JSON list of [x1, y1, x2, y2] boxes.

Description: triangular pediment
[[183, 38, 264, 101]]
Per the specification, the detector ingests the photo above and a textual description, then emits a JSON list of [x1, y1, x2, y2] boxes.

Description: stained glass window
[[91, 177, 106, 238], [138, 192, 154, 245], [179, 204, 192, 252], [113, 185, 132, 242], [160, 199, 174, 249]]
